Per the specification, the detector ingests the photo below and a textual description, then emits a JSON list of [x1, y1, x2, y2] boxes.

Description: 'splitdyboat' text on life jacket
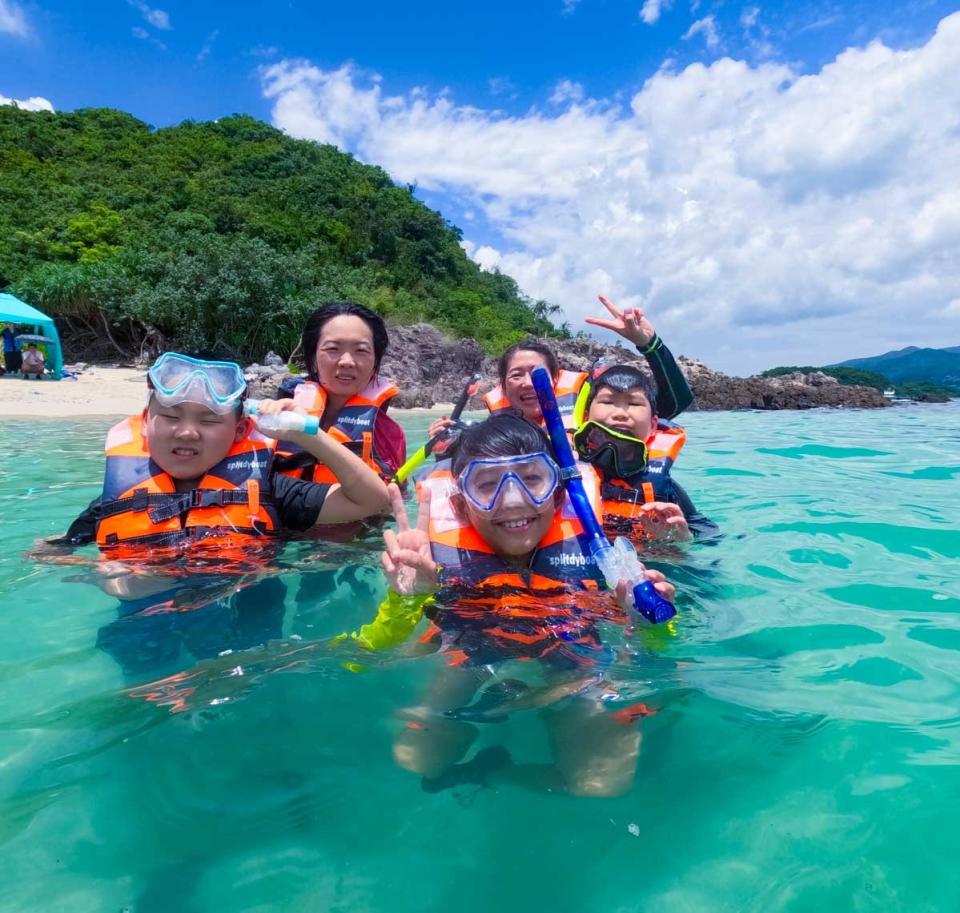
[[275, 377, 400, 483], [417, 461, 617, 664]]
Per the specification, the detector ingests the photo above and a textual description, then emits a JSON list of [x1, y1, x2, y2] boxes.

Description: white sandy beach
[[0, 367, 454, 418]]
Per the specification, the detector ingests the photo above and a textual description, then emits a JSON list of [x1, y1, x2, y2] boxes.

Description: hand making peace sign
[[381, 483, 438, 596], [585, 295, 657, 349]]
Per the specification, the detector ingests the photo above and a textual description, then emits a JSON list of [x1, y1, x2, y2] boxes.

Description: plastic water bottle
[[592, 537, 675, 624], [245, 400, 320, 436]]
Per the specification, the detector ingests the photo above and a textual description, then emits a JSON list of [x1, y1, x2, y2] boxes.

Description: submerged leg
[[546, 697, 642, 798], [393, 665, 490, 779]]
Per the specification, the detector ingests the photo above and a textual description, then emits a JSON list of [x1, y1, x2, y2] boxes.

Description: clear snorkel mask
[[456, 452, 561, 513], [147, 353, 247, 415]]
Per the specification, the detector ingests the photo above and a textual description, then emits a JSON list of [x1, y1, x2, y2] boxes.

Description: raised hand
[[381, 483, 438, 595], [427, 416, 455, 440], [585, 295, 656, 348], [637, 502, 692, 541], [253, 398, 302, 416]]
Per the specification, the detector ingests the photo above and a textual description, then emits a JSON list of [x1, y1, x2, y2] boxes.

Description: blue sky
[[2, 0, 954, 125], [3, 0, 960, 372]]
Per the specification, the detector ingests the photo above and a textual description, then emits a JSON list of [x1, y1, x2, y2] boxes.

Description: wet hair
[[451, 413, 554, 477], [587, 365, 658, 415], [301, 301, 389, 382], [497, 340, 559, 385]]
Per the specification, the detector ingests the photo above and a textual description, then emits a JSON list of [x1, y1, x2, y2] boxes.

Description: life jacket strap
[[99, 488, 261, 524], [102, 523, 272, 549]]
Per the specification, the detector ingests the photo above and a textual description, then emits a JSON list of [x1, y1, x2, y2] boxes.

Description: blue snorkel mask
[[457, 452, 561, 513], [147, 353, 247, 415]]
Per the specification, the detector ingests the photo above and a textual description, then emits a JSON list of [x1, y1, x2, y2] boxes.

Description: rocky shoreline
[[247, 323, 890, 410]]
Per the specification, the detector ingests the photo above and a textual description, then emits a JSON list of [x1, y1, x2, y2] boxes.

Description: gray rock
[[245, 323, 890, 410], [384, 327, 890, 411]]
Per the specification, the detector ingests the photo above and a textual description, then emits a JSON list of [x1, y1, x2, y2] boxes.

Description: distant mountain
[[832, 346, 960, 386]]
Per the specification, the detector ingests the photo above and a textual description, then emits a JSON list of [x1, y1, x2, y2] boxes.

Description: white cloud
[[488, 76, 518, 99], [0, 0, 27, 36], [683, 15, 720, 50], [197, 28, 219, 63], [640, 0, 672, 25], [1, 93, 54, 112], [740, 6, 760, 29], [562, 0, 582, 13], [549, 79, 584, 105], [938, 298, 960, 318], [132, 25, 167, 50], [261, 13, 960, 373], [129, 0, 172, 31]]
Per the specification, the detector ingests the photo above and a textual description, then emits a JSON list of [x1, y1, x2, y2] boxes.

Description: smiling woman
[[272, 301, 407, 489], [483, 340, 587, 429]]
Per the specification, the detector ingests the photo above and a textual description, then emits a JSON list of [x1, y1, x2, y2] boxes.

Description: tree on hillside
[[0, 107, 566, 362]]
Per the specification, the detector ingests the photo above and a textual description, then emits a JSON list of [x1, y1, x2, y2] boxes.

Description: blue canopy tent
[[0, 292, 64, 379]]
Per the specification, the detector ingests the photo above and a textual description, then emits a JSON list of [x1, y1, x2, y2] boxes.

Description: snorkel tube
[[394, 372, 483, 484], [531, 367, 675, 624]]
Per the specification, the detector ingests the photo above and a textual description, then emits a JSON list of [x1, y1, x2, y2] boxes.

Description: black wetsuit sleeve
[[639, 334, 694, 420], [49, 497, 102, 547], [671, 481, 720, 541], [268, 474, 333, 531]]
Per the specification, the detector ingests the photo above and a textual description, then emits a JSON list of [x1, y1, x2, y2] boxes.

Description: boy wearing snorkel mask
[[375, 413, 675, 796], [574, 362, 718, 542], [40, 354, 390, 677], [53, 353, 390, 561]]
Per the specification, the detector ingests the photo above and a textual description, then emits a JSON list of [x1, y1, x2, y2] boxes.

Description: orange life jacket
[[417, 461, 617, 664], [275, 377, 399, 484], [420, 461, 604, 588], [599, 420, 686, 540], [483, 370, 588, 430], [96, 414, 279, 558]]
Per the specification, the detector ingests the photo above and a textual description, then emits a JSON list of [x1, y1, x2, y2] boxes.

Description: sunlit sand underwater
[[1, 404, 958, 912]]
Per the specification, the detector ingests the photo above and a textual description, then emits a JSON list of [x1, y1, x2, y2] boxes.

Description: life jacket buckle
[[191, 489, 225, 509]]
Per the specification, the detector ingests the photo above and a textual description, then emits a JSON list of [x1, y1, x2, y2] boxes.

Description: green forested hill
[[0, 106, 565, 361]]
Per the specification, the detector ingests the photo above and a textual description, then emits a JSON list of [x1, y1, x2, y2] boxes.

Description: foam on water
[[0, 405, 958, 912]]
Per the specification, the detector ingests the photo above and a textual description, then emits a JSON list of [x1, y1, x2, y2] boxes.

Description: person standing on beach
[[2, 325, 21, 374]]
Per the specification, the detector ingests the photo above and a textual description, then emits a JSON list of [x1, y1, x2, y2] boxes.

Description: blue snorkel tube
[[532, 367, 676, 624]]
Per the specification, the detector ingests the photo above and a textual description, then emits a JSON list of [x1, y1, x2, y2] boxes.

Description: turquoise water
[[1, 404, 959, 912]]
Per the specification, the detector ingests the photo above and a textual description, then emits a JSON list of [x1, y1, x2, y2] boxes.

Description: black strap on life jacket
[[98, 487, 267, 524]]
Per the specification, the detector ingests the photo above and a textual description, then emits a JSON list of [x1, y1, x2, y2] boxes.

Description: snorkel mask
[[456, 452, 561, 513], [573, 421, 648, 478], [147, 353, 247, 415]]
